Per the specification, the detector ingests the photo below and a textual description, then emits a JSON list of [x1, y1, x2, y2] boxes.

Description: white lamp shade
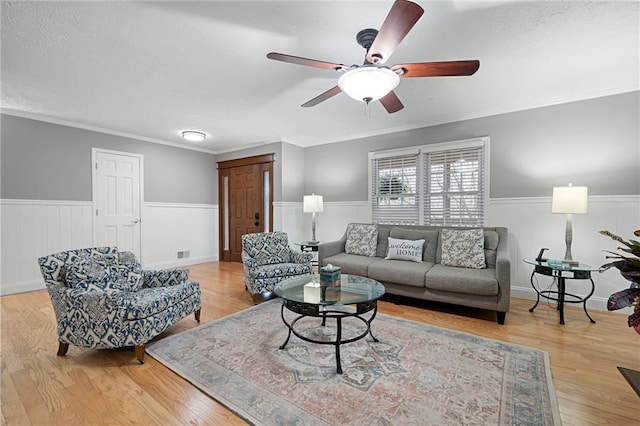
[[551, 186, 588, 214], [338, 66, 400, 102], [303, 194, 324, 213]]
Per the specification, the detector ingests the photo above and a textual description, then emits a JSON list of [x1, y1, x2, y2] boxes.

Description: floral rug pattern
[[147, 300, 560, 425]]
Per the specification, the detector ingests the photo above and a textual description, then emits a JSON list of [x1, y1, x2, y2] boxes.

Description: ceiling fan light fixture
[[338, 66, 399, 103], [181, 130, 207, 142]]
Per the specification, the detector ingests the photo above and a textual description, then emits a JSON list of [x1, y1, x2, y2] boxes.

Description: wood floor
[[2, 261, 638, 425]]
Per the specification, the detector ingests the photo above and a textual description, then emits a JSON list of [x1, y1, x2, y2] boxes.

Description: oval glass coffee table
[[274, 274, 385, 374]]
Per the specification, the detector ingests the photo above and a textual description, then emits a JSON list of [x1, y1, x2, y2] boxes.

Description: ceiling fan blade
[[366, 0, 424, 64], [301, 86, 343, 107], [392, 60, 480, 77], [380, 91, 404, 113], [267, 52, 351, 72]]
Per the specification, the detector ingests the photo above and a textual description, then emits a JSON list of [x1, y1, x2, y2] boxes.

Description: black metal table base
[[528, 268, 596, 325], [279, 299, 379, 374]]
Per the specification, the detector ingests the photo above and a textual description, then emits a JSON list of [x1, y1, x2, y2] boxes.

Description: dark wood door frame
[[218, 154, 274, 262]]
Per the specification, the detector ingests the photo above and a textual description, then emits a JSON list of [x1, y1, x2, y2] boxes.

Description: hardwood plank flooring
[[1, 261, 638, 425]]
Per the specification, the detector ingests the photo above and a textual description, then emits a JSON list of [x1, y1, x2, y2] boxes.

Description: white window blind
[[423, 146, 484, 226], [370, 138, 486, 227], [371, 153, 419, 224]]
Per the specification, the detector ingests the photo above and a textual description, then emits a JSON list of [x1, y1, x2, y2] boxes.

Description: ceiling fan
[[267, 0, 479, 113]]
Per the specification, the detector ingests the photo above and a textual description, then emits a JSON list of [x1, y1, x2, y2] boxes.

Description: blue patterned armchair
[[38, 247, 201, 363], [241, 231, 313, 297]]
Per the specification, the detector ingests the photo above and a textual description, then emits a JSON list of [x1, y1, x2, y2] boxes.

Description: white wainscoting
[[141, 202, 218, 269], [1, 199, 218, 295], [1, 199, 94, 295], [486, 195, 639, 313], [3, 196, 637, 311], [276, 196, 639, 312]]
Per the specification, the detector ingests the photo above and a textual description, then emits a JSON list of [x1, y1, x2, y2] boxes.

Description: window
[[370, 138, 487, 227], [371, 151, 419, 224]]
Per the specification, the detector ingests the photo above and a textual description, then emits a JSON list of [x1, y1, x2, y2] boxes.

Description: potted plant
[[599, 230, 640, 335]]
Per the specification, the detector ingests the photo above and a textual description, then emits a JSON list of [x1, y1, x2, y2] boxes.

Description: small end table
[[296, 242, 319, 266], [523, 259, 597, 325]]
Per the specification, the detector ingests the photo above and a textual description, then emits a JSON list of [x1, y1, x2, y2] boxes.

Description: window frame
[[368, 137, 489, 226]]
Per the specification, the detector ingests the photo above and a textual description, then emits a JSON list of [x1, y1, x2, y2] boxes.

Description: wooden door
[[218, 154, 274, 262]]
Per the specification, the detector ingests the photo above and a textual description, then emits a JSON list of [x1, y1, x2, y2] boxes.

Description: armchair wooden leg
[[194, 308, 201, 323], [135, 345, 145, 364], [57, 342, 69, 357]]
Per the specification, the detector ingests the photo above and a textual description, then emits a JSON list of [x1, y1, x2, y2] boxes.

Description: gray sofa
[[318, 224, 511, 324]]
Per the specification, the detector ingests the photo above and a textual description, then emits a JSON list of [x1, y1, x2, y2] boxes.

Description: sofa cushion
[[345, 223, 378, 257], [385, 237, 425, 263], [245, 262, 312, 279], [322, 253, 381, 276], [368, 259, 434, 288], [126, 280, 200, 320], [425, 264, 498, 296], [390, 228, 439, 262], [440, 228, 486, 269]]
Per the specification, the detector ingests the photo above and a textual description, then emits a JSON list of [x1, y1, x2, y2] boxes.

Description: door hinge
[[95, 209, 98, 216], [95, 162, 98, 169]]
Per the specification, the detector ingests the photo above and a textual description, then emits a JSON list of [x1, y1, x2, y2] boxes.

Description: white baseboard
[[144, 255, 218, 271], [0, 279, 46, 296]]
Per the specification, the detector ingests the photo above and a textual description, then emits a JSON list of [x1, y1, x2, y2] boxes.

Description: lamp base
[[562, 259, 579, 266], [308, 240, 319, 244]]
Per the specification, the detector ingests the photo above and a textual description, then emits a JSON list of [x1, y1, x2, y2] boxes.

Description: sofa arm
[[241, 251, 259, 268], [318, 233, 347, 267], [494, 228, 511, 314], [142, 269, 189, 288], [290, 251, 313, 264], [47, 283, 129, 323]]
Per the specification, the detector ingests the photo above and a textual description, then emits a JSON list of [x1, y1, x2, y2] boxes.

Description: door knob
[[254, 221, 260, 226], [132, 219, 140, 224], [254, 212, 260, 220]]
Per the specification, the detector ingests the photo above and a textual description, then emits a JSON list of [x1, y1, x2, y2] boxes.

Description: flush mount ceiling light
[[181, 130, 207, 142], [338, 65, 400, 103]]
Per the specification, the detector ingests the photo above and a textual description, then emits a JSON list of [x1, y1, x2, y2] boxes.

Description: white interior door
[[92, 148, 143, 258]]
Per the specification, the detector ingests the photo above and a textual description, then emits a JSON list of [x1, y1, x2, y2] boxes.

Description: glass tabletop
[[275, 274, 386, 306], [523, 258, 598, 272]]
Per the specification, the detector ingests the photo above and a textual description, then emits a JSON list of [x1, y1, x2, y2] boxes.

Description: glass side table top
[[275, 274, 385, 306], [523, 258, 598, 272]]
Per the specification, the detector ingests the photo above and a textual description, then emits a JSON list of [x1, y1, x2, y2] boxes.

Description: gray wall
[[281, 142, 305, 202], [304, 92, 640, 200], [1, 114, 217, 203], [3, 91, 638, 205]]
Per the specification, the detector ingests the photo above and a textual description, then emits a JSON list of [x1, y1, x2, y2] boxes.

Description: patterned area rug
[[147, 300, 560, 425]]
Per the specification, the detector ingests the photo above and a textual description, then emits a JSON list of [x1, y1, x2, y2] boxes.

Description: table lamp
[[303, 193, 323, 243], [551, 183, 588, 265]]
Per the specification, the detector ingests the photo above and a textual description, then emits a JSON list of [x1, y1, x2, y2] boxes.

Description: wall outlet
[[177, 250, 191, 259]]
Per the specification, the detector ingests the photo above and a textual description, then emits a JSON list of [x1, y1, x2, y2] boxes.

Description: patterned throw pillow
[[345, 224, 378, 257], [441, 228, 486, 269], [385, 237, 425, 263], [65, 254, 143, 292], [64, 257, 111, 289]]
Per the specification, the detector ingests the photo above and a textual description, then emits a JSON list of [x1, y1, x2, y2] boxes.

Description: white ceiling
[[1, 1, 638, 154]]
